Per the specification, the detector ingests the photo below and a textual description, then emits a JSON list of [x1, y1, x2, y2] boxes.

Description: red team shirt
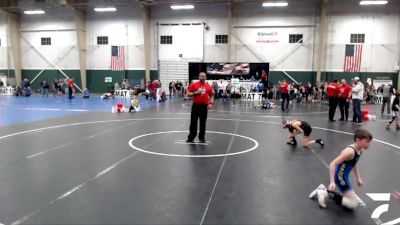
[[338, 84, 352, 99], [68, 79, 74, 88], [327, 82, 339, 97], [280, 83, 289, 94], [189, 82, 213, 104]]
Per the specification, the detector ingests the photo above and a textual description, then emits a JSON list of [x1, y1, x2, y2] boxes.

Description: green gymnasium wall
[[0, 70, 15, 77], [18, 69, 398, 93], [21, 69, 159, 93], [21, 70, 82, 92], [269, 71, 398, 89], [268, 71, 316, 86]]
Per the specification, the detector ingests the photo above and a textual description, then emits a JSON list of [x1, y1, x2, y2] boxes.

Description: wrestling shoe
[[309, 184, 327, 199], [317, 189, 328, 208], [316, 139, 325, 148], [286, 139, 297, 145]]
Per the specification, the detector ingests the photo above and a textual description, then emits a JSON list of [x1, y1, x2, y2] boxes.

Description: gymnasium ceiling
[[2, 0, 397, 13], [0, 0, 321, 12]]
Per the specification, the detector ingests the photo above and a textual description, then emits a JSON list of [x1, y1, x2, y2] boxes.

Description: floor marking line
[[199, 120, 240, 225], [182, 103, 329, 115], [129, 131, 259, 158], [11, 123, 187, 225], [25, 121, 139, 160], [1, 117, 399, 155], [2, 117, 397, 224], [174, 141, 209, 146], [0, 121, 141, 171]]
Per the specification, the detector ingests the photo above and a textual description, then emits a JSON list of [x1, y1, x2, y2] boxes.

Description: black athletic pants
[[281, 93, 290, 111], [338, 98, 349, 121], [188, 103, 208, 141], [329, 97, 338, 120], [68, 87, 73, 99]]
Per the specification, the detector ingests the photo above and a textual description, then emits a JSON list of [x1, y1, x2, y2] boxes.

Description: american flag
[[344, 44, 363, 72], [111, 46, 125, 71]]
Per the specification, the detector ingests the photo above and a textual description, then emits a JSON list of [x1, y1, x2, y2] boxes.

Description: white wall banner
[[256, 31, 279, 43]]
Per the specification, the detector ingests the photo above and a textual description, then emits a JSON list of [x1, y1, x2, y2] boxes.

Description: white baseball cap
[[354, 77, 360, 81]]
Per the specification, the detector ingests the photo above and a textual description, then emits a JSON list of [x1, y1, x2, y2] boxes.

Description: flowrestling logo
[[367, 192, 400, 225]]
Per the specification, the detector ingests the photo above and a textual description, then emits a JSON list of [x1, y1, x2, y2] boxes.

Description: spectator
[[129, 90, 141, 112], [305, 82, 312, 103], [320, 82, 326, 101], [169, 81, 174, 98], [0, 79, 3, 87], [313, 82, 320, 102], [52, 79, 58, 96], [226, 81, 232, 96], [114, 81, 121, 90], [68, 78, 74, 99], [351, 77, 364, 125], [212, 81, 218, 99], [218, 80, 224, 98], [144, 81, 150, 100], [381, 84, 394, 114], [42, 81, 49, 97], [83, 89, 90, 98], [175, 81, 183, 97], [152, 80, 160, 101]]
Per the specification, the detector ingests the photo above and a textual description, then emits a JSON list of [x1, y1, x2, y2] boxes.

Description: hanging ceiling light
[[262, 2, 288, 7], [24, 10, 45, 15]]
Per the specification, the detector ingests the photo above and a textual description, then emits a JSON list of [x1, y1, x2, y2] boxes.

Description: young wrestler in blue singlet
[[309, 129, 373, 209]]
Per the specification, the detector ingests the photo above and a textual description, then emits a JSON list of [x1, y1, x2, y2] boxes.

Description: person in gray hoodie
[[381, 84, 394, 114]]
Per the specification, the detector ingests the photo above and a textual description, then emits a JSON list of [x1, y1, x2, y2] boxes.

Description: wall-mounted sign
[[256, 31, 279, 43], [115, 90, 134, 98], [105, 77, 112, 83], [241, 92, 263, 101]]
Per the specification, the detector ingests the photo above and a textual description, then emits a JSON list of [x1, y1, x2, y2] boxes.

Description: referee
[[186, 72, 214, 143]]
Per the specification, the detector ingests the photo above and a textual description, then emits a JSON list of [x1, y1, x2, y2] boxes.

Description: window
[[215, 35, 228, 44], [350, 34, 365, 43], [160, 35, 173, 44], [97, 36, 108, 45], [289, 34, 303, 43], [41, 37, 51, 45]]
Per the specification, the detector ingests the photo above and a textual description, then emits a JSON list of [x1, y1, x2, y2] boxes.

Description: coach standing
[[280, 80, 290, 112], [186, 72, 214, 143], [338, 79, 352, 121], [327, 80, 339, 122]]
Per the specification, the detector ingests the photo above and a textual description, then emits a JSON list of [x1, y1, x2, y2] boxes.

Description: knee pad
[[342, 196, 358, 209]]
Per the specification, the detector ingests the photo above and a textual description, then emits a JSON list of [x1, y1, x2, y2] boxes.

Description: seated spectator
[[100, 92, 114, 99], [222, 90, 230, 102], [160, 90, 167, 102], [129, 90, 141, 112], [83, 89, 90, 98]]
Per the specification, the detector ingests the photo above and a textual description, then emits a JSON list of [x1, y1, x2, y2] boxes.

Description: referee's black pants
[[338, 98, 350, 121], [188, 103, 208, 141], [329, 97, 338, 120]]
